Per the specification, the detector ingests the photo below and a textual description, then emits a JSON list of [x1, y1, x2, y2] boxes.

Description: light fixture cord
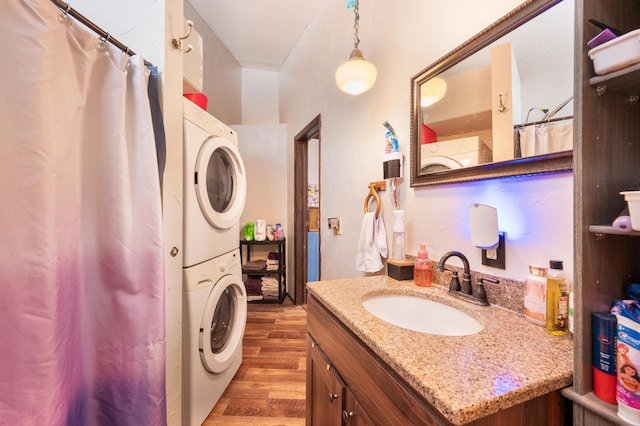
[[353, 0, 360, 49]]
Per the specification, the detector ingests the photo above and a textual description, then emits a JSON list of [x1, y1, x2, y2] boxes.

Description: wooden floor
[[202, 297, 307, 425]]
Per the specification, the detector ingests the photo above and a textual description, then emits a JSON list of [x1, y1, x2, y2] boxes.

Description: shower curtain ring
[[58, 3, 72, 25], [98, 33, 111, 51]]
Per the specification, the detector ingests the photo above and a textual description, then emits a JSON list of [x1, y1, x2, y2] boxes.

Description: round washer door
[[199, 274, 247, 373], [195, 136, 247, 229]]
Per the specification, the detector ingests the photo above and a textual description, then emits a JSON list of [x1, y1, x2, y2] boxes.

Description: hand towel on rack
[[355, 212, 388, 272]]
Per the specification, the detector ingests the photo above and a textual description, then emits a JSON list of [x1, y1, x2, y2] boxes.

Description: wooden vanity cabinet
[[344, 388, 375, 426], [306, 336, 376, 425], [306, 294, 569, 425], [307, 337, 345, 425]]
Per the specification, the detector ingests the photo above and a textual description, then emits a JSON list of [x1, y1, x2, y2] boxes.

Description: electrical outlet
[[481, 232, 505, 269], [486, 248, 498, 260]]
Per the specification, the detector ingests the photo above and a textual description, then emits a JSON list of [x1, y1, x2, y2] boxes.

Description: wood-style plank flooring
[[202, 297, 307, 425]]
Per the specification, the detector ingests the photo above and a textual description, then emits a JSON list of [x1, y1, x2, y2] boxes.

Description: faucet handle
[[448, 270, 461, 292], [473, 277, 499, 305]]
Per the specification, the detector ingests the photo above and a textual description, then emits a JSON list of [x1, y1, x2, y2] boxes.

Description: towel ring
[[363, 181, 386, 218]]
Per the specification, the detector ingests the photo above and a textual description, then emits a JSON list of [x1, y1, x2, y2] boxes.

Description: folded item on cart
[[261, 277, 278, 286], [244, 260, 266, 270]]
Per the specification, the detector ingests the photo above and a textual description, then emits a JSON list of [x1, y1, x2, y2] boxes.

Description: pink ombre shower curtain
[[0, 1, 166, 425]]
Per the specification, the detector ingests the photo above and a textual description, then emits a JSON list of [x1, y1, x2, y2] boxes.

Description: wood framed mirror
[[410, 0, 574, 187]]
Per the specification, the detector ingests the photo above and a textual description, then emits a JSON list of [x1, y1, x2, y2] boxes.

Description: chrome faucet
[[437, 251, 497, 306]]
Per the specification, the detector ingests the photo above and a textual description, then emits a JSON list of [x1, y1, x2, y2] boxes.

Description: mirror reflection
[[415, 0, 574, 177]]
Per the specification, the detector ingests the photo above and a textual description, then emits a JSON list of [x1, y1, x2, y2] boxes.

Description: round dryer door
[[199, 274, 247, 374], [195, 136, 247, 229]]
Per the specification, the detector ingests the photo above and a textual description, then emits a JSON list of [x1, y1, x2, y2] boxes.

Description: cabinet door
[[308, 339, 344, 425], [344, 388, 375, 426]]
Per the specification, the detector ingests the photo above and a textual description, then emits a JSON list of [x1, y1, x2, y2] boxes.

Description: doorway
[[293, 115, 321, 306]]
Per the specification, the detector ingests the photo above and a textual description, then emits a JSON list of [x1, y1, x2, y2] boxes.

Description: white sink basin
[[362, 294, 483, 336]]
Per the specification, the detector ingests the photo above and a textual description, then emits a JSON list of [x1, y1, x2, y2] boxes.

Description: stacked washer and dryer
[[182, 98, 248, 426]]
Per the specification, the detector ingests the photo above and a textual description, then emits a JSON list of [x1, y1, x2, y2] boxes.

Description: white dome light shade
[[420, 77, 448, 107], [335, 49, 377, 95]]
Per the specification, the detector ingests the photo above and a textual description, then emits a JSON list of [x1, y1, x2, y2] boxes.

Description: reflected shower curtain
[[518, 122, 574, 157], [0, 1, 165, 425]]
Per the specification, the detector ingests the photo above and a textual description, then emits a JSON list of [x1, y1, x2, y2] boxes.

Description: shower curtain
[[0, 1, 165, 425], [518, 121, 574, 158]]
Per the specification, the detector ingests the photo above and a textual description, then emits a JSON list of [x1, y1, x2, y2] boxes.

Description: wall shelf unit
[[240, 238, 286, 304], [572, 0, 640, 424]]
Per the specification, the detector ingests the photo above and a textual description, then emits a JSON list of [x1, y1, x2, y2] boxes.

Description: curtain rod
[[49, 0, 153, 67]]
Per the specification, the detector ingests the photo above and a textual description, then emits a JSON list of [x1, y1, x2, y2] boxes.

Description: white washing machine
[[183, 248, 247, 426], [183, 98, 247, 267]]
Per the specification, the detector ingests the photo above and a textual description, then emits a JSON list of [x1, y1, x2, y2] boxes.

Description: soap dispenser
[[413, 243, 432, 287], [546, 260, 569, 336]]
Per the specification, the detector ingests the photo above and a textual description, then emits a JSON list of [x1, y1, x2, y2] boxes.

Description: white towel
[[355, 212, 388, 272]]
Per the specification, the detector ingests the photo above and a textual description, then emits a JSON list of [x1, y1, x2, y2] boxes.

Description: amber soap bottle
[[545, 260, 569, 335]]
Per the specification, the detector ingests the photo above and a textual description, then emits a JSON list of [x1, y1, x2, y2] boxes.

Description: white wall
[[280, 0, 574, 282], [235, 124, 288, 234], [308, 138, 319, 185], [240, 68, 280, 124]]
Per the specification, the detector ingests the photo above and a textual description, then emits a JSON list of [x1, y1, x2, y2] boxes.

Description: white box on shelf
[[621, 190, 640, 231], [588, 29, 640, 75]]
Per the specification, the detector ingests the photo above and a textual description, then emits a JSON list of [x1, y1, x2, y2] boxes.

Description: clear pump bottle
[[391, 210, 405, 261], [545, 260, 569, 335], [414, 243, 432, 287]]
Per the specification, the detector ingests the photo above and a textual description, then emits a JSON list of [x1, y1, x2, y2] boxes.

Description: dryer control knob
[[218, 260, 228, 272]]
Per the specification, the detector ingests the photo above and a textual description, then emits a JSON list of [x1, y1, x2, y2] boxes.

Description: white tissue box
[[589, 29, 640, 75]]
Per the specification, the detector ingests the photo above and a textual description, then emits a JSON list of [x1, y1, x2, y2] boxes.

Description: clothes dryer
[[182, 249, 247, 426], [183, 99, 247, 267]]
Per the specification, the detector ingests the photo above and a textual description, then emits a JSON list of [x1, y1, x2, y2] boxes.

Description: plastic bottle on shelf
[[545, 260, 569, 336], [413, 243, 432, 287]]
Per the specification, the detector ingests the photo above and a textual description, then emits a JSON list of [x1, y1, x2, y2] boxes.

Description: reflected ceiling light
[[421, 77, 448, 107], [335, 0, 377, 95]]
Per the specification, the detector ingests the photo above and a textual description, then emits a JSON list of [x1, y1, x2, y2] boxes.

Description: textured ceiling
[[187, 0, 323, 71]]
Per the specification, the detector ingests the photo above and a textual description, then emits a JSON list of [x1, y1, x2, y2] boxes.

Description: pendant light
[[335, 0, 377, 95], [420, 77, 448, 107]]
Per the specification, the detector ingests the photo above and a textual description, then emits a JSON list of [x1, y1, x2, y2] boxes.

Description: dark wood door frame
[[293, 115, 321, 306]]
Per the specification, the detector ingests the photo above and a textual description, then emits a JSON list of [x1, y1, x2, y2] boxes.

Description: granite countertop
[[307, 275, 574, 425]]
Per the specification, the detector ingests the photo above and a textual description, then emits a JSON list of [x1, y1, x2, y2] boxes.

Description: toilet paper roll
[[613, 207, 634, 233]]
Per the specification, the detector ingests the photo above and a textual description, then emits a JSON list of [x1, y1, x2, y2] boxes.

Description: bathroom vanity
[[306, 276, 573, 425]]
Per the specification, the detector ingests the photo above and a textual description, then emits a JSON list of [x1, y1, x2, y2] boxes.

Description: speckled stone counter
[[307, 275, 574, 425]]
